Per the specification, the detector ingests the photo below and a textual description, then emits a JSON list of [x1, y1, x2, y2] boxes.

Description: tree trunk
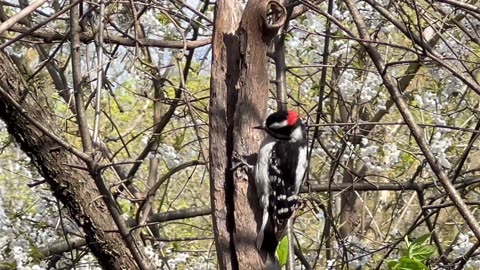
[[209, 1, 242, 268], [0, 51, 143, 269], [210, 0, 287, 268]]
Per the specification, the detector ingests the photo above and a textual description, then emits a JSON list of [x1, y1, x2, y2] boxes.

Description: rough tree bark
[[0, 52, 145, 269], [210, 0, 286, 269]]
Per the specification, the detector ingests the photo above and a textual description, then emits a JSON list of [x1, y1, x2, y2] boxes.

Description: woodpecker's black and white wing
[[269, 138, 307, 231]]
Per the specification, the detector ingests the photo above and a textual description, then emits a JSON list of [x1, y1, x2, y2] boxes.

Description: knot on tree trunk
[[261, 0, 286, 37]]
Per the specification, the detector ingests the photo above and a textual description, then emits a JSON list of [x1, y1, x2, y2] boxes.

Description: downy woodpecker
[[254, 110, 308, 252]]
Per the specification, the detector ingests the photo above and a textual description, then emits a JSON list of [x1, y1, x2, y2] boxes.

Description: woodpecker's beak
[[253, 125, 265, 130]]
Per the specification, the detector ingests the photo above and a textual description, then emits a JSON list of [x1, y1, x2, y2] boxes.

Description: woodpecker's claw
[[231, 153, 254, 174], [292, 199, 306, 218]]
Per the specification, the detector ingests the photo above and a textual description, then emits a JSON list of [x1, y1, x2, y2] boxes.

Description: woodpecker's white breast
[[295, 145, 308, 194], [255, 135, 276, 197], [290, 125, 304, 142]]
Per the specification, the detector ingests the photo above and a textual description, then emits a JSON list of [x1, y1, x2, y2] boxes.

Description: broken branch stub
[[263, 0, 287, 37]]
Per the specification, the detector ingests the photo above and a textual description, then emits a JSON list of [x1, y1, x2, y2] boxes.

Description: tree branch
[[3, 24, 211, 49]]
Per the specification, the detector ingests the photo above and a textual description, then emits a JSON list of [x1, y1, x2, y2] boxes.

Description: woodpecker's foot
[[231, 152, 255, 174], [292, 199, 306, 219], [296, 198, 306, 210]]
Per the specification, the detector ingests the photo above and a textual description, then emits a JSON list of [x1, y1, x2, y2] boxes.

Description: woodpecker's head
[[255, 110, 305, 141]]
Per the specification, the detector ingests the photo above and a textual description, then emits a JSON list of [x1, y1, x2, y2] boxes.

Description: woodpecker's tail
[[257, 206, 278, 253], [259, 217, 278, 254], [257, 216, 284, 270]]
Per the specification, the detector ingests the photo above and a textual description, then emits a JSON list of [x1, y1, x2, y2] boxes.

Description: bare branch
[[70, 0, 92, 153], [0, 0, 47, 35], [3, 24, 211, 49]]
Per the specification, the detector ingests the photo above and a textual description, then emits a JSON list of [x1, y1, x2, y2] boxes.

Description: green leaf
[[408, 233, 435, 262], [400, 247, 409, 258], [396, 257, 429, 270], [386, 259, 400, 269], [411, 233, 431, 247], [276, 236, 289, 267], [0, 262, 16, 270], [410, 245, 436, 262], [173, 131, 186, 150]]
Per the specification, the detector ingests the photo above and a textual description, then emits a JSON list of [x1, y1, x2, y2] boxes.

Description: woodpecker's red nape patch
[[287, 110, 299, 126]]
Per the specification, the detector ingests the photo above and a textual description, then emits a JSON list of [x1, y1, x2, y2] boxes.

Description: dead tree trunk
[[0, 52, 145, 269], [210, 0, 286, 269]]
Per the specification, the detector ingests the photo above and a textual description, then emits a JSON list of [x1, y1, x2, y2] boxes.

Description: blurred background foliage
[[0, 0, 479, 269]]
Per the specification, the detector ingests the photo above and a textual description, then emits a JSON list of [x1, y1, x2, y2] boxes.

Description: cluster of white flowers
[[430, 132, 452, 169], [427, 67, 465, 98], [186, 256, 211, 270], [12, 246, 29, 268], [358, 140, 401, 172], [337, 69, 357, 99], [452, 233, 474, 256], [0, 188, 56, 269], [341, 141, 355, 161], [443, 76, 464, 96], [288, 13, 326, 62], [140, 9, 172, 37], [413, 90, 448, 125], [361, 137, 368, 146], [303, 15, 324, 34], [141, 135, 184, 168], [415, 92, 440, 111], [299, 81, 313, 97], [331, 39, 354, 59], [144, 245, 164, 268], [437, 2, 455, 13], [167, 252, 190, 268], [432, 114, 447, 126], [433, 37, 470, 80], [361, 72, 382, 103], [157, 143, 183, 168], [360, 144, 380, 171], [75, 253, 102, 269], [326, 258, 336, 270], [342, 236, 371, 269], [318, 0, 349, 23], [376, 91, 388, 111], [337, 69, 382, 103], [144, 245, 191, 269], [433, 232, 480, 269], [465, 260, 480, 269], [382, 143, 401, 168], [357, 1, 382, 29]]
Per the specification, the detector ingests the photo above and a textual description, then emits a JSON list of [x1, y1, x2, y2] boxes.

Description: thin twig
[[0, 0, 48, 35], [92, 0, 105, 144], [0, 0, 81, 50], [70, 0, 92, 153]]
